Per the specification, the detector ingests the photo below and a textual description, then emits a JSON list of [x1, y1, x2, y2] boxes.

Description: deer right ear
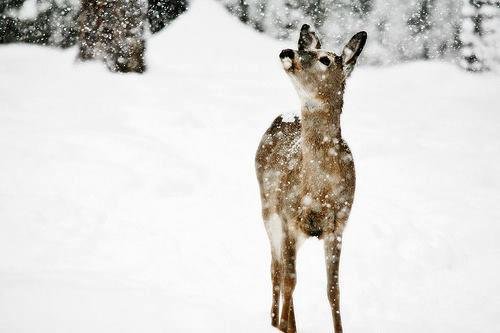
[[342, 31, 367, 76], [298, 24, 321, 51]]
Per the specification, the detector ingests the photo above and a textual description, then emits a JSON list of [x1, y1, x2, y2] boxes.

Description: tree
[[1, 0, 187, 51], [484, 1, 500, 66], [319, 0, 373, 52], [264, 0, 302, 39], [78, 0, 147, 73], [249, 0, 267, 32], [216, 0, 483, 69], [429, 0, 461, 59], [221, 0, 248, 24], [147, 0, 188, 33], [298, 0, 328, 29], [0, 0, 79, 47], [407, 0, 435, 59], [459, 0, 500, 71]]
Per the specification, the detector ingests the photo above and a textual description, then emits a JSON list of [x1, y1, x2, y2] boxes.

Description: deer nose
[[279, 49, 295, 60]]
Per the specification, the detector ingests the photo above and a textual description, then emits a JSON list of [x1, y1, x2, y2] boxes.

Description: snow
[[1, 0, 500, 332], [11, 0, 39, 20]]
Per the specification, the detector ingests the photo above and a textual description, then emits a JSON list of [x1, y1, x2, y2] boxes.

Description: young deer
[[255, 25, 367, 333]]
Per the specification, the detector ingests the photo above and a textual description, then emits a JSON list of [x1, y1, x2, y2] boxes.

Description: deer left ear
[[298, 24, 321, 51], [342, 31, 367, 76]]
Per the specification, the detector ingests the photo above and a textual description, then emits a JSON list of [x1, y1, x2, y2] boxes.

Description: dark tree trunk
[[78, 0, 146, 73]]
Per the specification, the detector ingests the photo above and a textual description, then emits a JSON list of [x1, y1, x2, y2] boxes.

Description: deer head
[[279, 24, 367, 104]]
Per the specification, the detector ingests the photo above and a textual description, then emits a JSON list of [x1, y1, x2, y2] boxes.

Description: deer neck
[[300, 96, 343, 170], [301, 96, 343, 146]]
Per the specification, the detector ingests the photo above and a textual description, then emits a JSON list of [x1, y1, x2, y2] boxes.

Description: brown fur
[[255, 25, 367, 333]]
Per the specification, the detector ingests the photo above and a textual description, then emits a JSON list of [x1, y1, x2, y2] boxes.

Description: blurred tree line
[[1, 0, 498, 72], [0, 0, 78, 47], [0, 0, 187, 72], [222, 0, 500, 71]]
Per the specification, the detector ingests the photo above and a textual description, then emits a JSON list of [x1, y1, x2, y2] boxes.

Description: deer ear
[[298, 24, 321, 51], [342, 31, 367, 75]]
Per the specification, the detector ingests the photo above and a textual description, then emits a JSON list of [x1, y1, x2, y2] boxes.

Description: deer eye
[[319, 56, 331, 66]]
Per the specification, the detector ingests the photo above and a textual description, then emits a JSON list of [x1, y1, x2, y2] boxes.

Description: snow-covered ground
[[1, 1, 499, 332]]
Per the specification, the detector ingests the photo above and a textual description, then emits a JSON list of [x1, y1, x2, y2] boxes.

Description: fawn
[[255, 24, 367, 333]]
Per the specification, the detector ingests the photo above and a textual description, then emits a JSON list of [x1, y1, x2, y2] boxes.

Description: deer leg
[[265, 214, 284, 328], [324, 232, 343, 333], [270, 257, 282, 327], [288, 298, 296, 332], [279, 232, 297, 333]]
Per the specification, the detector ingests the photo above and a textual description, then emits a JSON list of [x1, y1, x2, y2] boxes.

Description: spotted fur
[[255, 25, 367, 333]]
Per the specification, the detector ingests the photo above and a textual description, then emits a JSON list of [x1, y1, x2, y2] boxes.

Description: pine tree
[[265, 0, 302, 39], [362, 0, 407, 64], [366, 0, 460, 64], [147, 0, 188, 34], [221, 0, 249, 24], [0, 0, 79, 47], [48, 0, 79, 47], [430, 0, 461, 59], [480, 0, 500, 67], [249, 0, 267, 32], [1, 0, 184, 50], [407, 0, 435, 59], [215, 0, 495, 69], [298, 0, 328, 29], [319, 0, 373, 51], [459, 0, 500, 71], [350, 0, 373, 17]]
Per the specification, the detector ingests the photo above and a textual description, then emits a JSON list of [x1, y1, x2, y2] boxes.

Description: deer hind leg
[[265, 214, 283, 328], [324, 232, 343, 333], [279, 229, 297, 333], [270, 256, 282, 327]]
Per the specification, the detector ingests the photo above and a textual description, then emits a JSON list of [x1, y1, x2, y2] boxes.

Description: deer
[[255, 24, 367, 333]]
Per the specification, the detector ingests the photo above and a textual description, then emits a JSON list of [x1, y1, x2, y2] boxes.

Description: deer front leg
[[324, 232, 343, 333], [279, 232, 297, 333], [288, 298, 296, 331]]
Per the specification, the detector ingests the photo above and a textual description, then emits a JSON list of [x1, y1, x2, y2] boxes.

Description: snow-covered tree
[[1, 0, 187, 48], [269, 0, 303, 39], [1, 0, 189, 73], [407, 0, 435, 59], [78, 0, 147, 73], [297, 0, 328, 29], [248, 0, 267, 31], [222, 0, 268, 31], [49, 0, 79, 47], [484, 1, 500, 66], [460, 0, 500, 71], [0, 0, 79, 47], [429, 0, 461, 58], [461, 0, 488, 71], [147, 0, 188, 33], [217, 0, 481, 69], [319, 0, 372, 51], [364, 0, 460, 63]]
